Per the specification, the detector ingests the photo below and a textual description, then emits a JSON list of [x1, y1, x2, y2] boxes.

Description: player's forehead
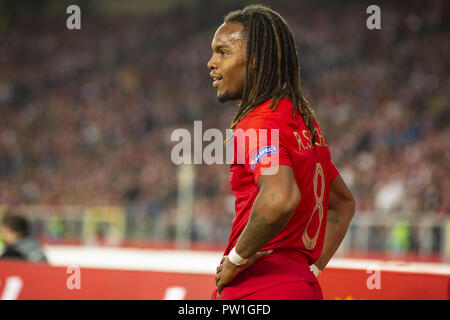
[[211, 22, 246, 51]]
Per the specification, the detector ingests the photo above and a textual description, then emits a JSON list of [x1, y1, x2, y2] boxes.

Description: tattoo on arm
[[236, 208, 286, 258], [327, 216, 342, 225]]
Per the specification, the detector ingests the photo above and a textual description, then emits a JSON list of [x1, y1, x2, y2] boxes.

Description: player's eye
[[220, 50, 229, 56]]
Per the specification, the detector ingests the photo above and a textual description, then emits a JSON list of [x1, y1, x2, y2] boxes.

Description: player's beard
[[217, 88, 241, 103]]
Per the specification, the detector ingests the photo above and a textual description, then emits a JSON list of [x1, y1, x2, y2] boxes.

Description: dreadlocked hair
[[224, 4, 317, 143]]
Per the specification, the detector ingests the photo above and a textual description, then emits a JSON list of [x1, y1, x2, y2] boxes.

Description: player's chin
[[217, 89, 239, 103], [217, 90, 229, 103]]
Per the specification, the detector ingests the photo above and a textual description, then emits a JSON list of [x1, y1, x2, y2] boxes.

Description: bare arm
[[314, 174, 355, 270], [235, 165, 301, 258]]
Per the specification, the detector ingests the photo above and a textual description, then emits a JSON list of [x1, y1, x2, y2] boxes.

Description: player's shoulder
[[237, 98, 292, 130]]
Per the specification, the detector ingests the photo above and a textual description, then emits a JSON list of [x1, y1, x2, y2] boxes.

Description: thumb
[[255, 249, 273, 258]]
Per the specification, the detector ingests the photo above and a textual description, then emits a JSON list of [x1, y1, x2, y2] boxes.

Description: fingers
[[215, 256, 230, 297], [215, 272, 220, 285], [216, 280, 224, 297], [215, 256, 225, 286], [215, 256, 227, 292]]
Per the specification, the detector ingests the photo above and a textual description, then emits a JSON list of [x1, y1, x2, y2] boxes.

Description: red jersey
[[224, 97, 339, 264], [214, 97, 339, 300]]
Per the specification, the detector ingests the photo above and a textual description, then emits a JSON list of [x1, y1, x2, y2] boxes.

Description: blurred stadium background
[[0, 0, 449, 299]]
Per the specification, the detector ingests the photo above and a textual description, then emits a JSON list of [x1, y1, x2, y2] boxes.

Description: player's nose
[[207, 55, 217, 71]]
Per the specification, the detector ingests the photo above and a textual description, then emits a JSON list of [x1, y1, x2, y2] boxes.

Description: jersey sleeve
[[235, 116, 293, 185], [328, 159, 340, 182], [325, 141, 339, 182]]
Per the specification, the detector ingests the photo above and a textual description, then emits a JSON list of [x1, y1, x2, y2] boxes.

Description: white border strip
[[44, 245, 450, 275], [328, 258, 450, 275]]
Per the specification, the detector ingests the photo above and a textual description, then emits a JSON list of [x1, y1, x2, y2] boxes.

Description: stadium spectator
[[0, 211, 48, 262]]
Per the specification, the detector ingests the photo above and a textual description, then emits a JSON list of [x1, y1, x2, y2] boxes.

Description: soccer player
[[207, 5, 355, 300]]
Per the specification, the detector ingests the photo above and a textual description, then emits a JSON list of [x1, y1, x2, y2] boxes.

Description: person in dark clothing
[[0, 212, 47, 262]]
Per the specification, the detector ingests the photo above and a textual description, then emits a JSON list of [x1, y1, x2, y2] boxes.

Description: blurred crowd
[[0, 0, 448, 243]]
